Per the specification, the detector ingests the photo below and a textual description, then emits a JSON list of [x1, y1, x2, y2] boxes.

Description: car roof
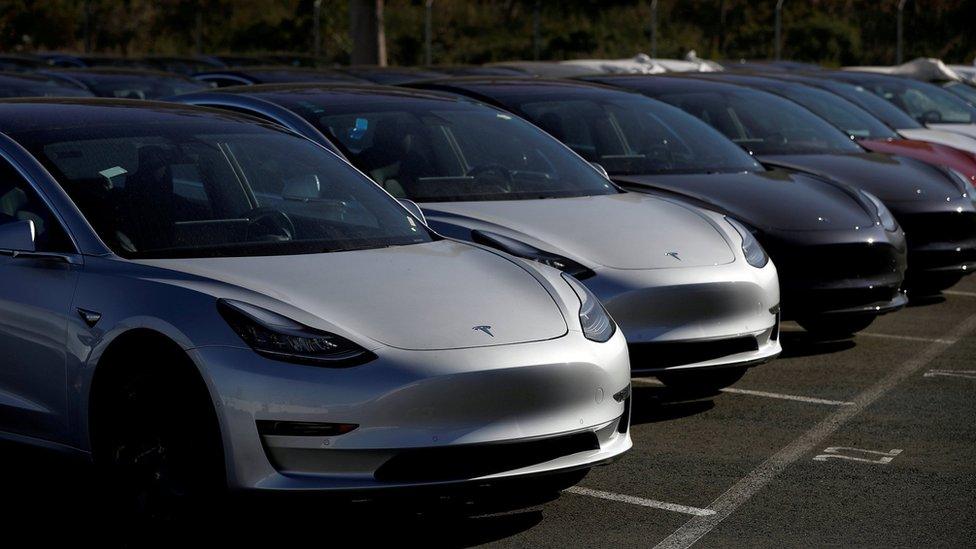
[[487, 61, 599, 78], [0, 98, 282, 134], [195, 66, 361, 80], [692, 72, 810, 90], [817, 70, 916, 83], [581, 74, 754, 95], [43, 67, 195, 80], [207, 82, 465, 104], [0, 71, 64, 84], [411, 76, 645, 101]]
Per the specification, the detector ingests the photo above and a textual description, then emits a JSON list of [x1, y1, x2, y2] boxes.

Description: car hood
[[898, 128, 976, 155], [926, 123, 976, 141], [138, 240, 568, 351], [860, 138, 976, 180], [759, 152, 960, 203], [423, 193, 734, 269], [614, 169, 875, 231]]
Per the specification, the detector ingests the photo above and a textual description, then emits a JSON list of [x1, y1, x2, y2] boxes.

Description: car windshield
[[508, 92, 762, 176], [813, 80, 923, 129], [12, 118, 433, 259], [276, 97, 618, 202], [67, 74, 207, 99], [770, 85, 898, 139], [843, 76, 976, 124], [656, 87, 863, 155], [943, 81, 976, 106]]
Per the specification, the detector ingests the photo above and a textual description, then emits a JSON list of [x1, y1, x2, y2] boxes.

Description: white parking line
[[720, 388, 853, 406], [924, 369, 976, 380], [653, 312, 976, 549], [944, 290, 976, 298], [858, 332, 956, 344], [632, 378, 852, 406], [565, 486, 715, 517]]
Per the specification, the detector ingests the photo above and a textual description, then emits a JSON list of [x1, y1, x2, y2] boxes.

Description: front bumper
[[759, 224, 908, 319], [891, 203, 976, 284], [584, 257, 781, 373], [190, 330, 632, 492]]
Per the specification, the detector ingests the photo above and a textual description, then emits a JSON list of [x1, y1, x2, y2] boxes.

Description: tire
[[656, 366, 747, 394], [94, 363, 225, 522], [797, 314, 876, 339]]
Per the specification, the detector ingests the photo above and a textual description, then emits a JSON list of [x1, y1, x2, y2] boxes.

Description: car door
[[0, 157, 80, 441]]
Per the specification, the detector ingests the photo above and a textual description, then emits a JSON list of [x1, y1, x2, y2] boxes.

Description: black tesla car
[[191, 67, 366, 88], [405, 77, 909, 335], [39, 68, 209, 99], [583, 74, 976, 293], [0, 72, 94, 98]]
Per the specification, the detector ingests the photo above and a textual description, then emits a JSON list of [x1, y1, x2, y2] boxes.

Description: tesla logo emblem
[[666, 251, 681, 261], [472, 325, 494, 337]]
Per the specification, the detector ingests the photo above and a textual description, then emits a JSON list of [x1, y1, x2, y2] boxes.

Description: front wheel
[[95, 366, 225, 522], [656, 366, 747, 394], [797, 314, 876, 339]]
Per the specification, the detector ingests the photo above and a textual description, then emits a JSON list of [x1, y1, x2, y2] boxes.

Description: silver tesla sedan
[[0, 99, 631, 513], [171, 85, 782, 389]]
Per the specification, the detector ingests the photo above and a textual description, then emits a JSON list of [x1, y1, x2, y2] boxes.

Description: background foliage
[[0, 0, 973, 66]]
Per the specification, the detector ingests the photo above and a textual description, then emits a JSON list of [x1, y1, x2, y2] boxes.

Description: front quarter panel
[[67, 256, 266, 450]]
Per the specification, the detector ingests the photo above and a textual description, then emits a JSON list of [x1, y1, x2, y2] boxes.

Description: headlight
[[218, 299, 375, 367], [725, 218, 769, 268], [472, 230, 595, 279], [561, 273, 615, 342], [860, 191, 899, 232]]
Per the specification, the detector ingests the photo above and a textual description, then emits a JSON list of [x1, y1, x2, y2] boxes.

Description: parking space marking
[[944, 290, 976, 298], [858, 332, 956, 344], [653, 312, 976, 549], [812, 447, 903, 464], [632, 378, 852, 406], [924, 369, 976, 380], [565, 486, 715, 517], [720, 388, 853, 406]]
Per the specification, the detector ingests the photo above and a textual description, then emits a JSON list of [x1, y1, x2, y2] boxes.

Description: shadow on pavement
[[629, 385, 716, 426], [0, 439, 555, 547], [906, 293, 947, 307], [778, 330, 856, 359]]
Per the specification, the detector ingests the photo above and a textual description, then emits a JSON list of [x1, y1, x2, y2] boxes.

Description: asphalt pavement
[[3, 277, 975, 547]]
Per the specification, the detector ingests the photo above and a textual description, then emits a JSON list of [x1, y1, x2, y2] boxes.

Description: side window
[[0, 159, 74, 253]]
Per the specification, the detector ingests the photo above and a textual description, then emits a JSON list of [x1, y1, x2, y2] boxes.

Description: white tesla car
[[0, 99, 632, 514], [172, 85, 783, 389]]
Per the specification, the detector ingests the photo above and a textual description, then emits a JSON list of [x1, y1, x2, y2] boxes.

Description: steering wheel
[[920, 110, 942, 124], [243, 207, 296, 242], [466, 163, 514, 193]]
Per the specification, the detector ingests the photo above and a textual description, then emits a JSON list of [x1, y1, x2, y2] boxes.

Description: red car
[[861, 138, 976, 186]]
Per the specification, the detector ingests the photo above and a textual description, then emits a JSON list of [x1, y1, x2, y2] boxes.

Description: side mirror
[[590, 162, 610, 180], [0, 219, 35, 253], [282, 175, 322, 202], [398, 199, 427, 225]]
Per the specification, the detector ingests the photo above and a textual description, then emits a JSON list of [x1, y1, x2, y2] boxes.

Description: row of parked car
[[0, 52, 974, 515]]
